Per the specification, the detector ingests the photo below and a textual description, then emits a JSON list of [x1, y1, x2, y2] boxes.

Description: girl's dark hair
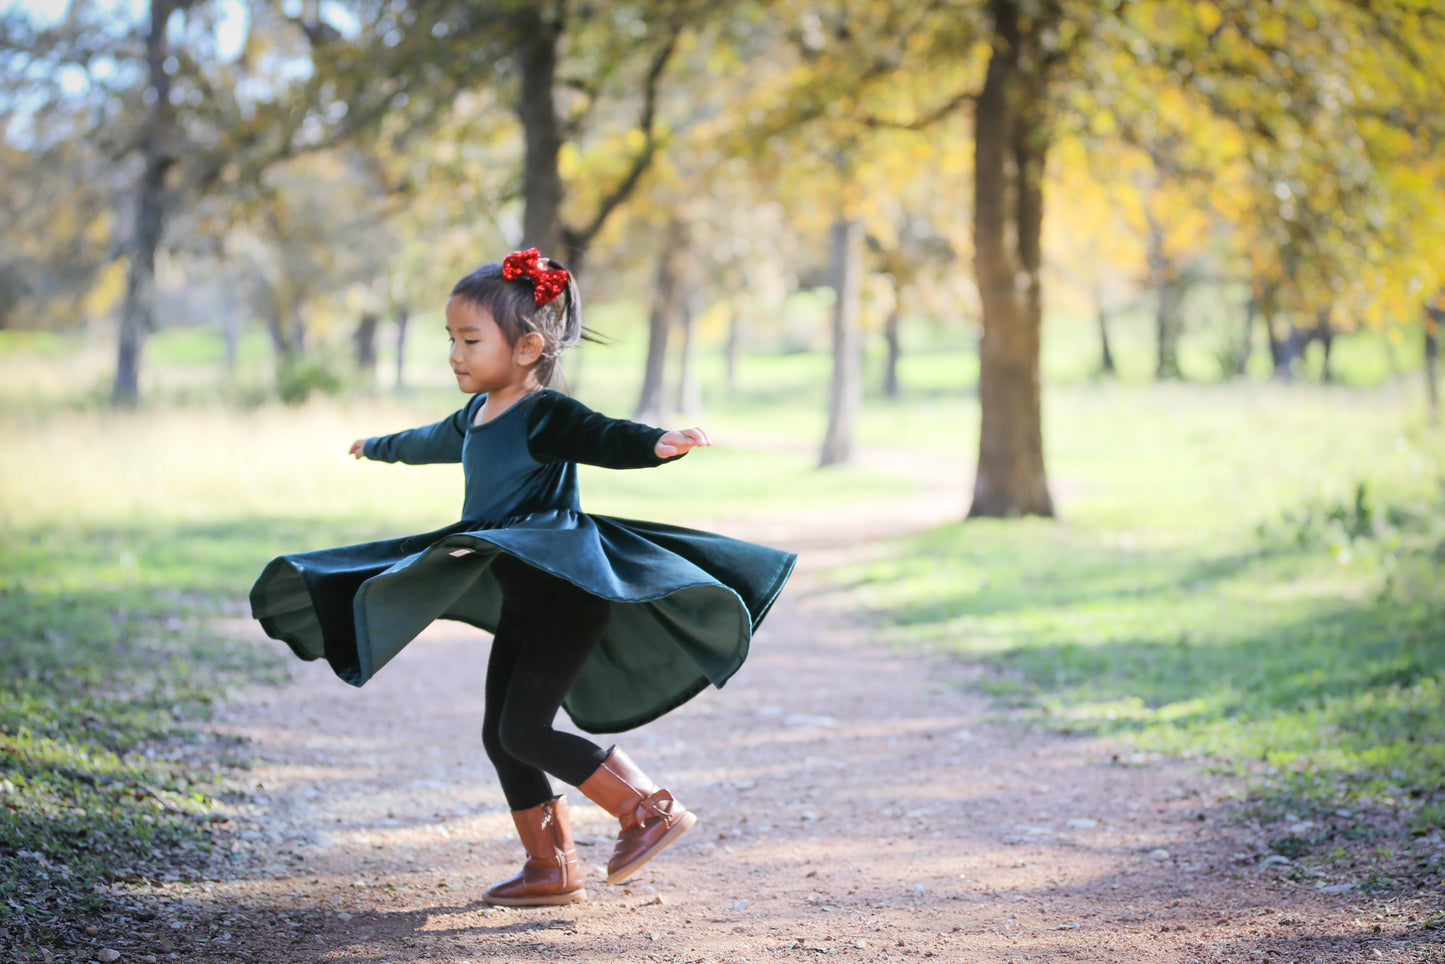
[[449, 256, 583, 386]]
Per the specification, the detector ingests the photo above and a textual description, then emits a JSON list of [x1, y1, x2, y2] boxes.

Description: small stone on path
[[784, 714, 837, 728]]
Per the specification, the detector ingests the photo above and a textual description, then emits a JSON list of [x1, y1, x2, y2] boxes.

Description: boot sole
[[606, 811, 698, 884], [483, 888, 589, 907]]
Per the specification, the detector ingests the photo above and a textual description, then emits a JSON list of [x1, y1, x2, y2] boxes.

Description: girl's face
[[445, 298, 538, 395]]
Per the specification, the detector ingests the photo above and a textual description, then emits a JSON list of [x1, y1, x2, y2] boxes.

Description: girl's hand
[[655, 427, 711, 459], [349, 439, 367, 459]]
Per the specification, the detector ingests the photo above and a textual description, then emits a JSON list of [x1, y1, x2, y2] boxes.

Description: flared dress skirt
[[249, 508, 797, 733]]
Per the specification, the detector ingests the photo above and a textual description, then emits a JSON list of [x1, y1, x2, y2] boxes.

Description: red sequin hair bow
[[502, 248, 570, 306]]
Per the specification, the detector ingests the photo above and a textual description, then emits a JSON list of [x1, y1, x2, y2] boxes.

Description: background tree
[[0, 73, 119, 330], [6, 0, 1444, 450], [718, 1, 976, 466], [1, 0, 419, 404], [1103, 0, 1445, 388], [1042, 136, 1151, 379]]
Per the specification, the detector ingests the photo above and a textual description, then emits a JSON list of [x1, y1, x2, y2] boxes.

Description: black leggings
[[482, 554, 612, 811]]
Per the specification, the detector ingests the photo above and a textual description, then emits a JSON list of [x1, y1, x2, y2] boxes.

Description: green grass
[[824, 382, 1445, 828], [0, 560, 289, 935]]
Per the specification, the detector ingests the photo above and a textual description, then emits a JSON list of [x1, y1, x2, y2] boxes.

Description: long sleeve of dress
[[526, 392, 679, 469], [363, 404, 471, 464]]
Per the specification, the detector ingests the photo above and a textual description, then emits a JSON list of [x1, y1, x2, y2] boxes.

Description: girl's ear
[[515, 331, 546, 366]]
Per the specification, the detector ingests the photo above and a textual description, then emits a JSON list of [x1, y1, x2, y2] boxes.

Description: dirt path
[[90, 493, 1440, 964]]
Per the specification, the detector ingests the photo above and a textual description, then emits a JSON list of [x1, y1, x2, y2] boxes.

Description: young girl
[[249, 249, 795, 907]]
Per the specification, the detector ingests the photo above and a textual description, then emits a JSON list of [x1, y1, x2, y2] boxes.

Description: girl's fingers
[[657, 427, 711, 457]]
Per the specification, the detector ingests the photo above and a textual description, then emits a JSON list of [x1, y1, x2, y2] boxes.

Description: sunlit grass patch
[[825, 382, 1445, 829], [0, 573, 285, 930]]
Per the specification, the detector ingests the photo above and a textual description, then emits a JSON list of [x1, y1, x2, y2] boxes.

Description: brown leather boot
[[578, 748, 697, 884], [483, 796, 588, 906]]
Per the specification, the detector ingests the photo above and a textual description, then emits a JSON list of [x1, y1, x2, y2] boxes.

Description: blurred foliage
[[2, 0, 1442, 411], [275, 354, 343, 405]]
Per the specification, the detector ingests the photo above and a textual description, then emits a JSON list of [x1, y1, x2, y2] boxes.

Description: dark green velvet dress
[[249, 389, 796, 734]]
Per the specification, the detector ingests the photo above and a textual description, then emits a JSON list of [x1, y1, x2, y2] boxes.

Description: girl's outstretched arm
[[354, 401, 474, 465], [528, 392, 692, 469], [654, 427, 711, 459]]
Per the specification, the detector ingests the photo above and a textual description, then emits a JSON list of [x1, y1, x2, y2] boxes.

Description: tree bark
[[512, 11, 676, 277], [968, 0, 1056, 517], [636, 225, 685, 423], [514, 9, 564, 261], [1145, 210, 1182, 380], [112, 0, 177, 407], [264, 293, 305, 364], [264, 306, 286, 361], [1315, 307, 1334, 384], [353, 311, 380, 387], [288, 304, 306, 357], [1425, 304, 1441, 424], [725, 306, 742, 393], [819, 216, 864, 467], [883, 305, 902, 397], [1094, 288, 1116, 378], [1239, 291, 1258, 377], [1268, 317, 1300, 381], [1154, 279, 1183, 379], [394, 306, 410, 392], [635, 290, 673, 424], [675, 288, 702, 415]]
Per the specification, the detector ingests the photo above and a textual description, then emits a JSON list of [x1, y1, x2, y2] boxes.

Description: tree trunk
[[1154, 279, 1183, 379], [1268, 318, 1300, 381], [514, 10, 564, 261], [675, 288, 702, 415], [1315, 307, 1335, 384], [353, 311, 380, 387], [1425, 305, 1441, 424], [636, 226, 684, 423], [394, 306, 409, 392], [289, 305, 306, 357], [819, 216, 864, 467], [1146, 210, 1182, 380], [264, 306, 287, 362], [968, 0, 1056, 517], [265, 296, 305, 364], [1094, 287, 1116, 377], [725, 306, 742, 393], [112, 0, 177, 407], [883, 305, 902, 397], [1239, 292, 1258, 377]]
